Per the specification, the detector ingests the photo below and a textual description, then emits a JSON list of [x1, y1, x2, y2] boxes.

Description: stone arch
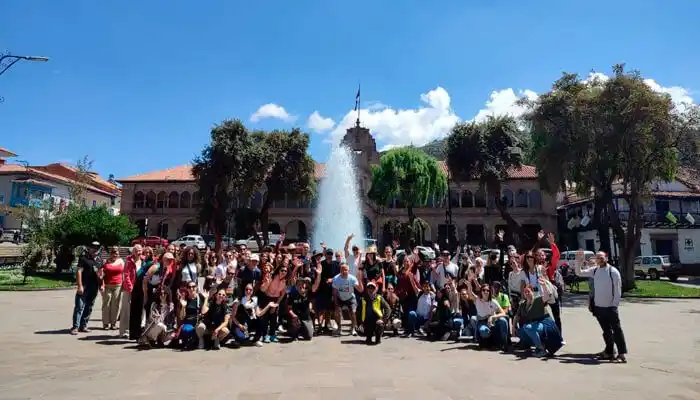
[[156, 191, 167, 209], [180, 191, 191, 208], [145, 191, 156, 209], [168, 191, 179, 208], [284, 219, 308, 241], [363, 215, 373, 238], [474, 189, 486, 207], [460, 190, 473, 208], [515, 189, 528, 208], [192, 191, 201, 208], [133, 191, 145, 209], [502, 188, 514, 208], [528, 190, 542, 209], [268, 220, 282, 235], [181, 219, 200, 235]]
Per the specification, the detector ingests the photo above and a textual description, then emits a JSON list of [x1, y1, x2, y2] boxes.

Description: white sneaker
[[198, 340, 205, 349], [254, 341, 263, 347], [351, 328, 357, 336]]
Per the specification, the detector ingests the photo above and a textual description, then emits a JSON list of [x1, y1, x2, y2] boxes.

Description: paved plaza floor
[[0, 290, 698, 400]]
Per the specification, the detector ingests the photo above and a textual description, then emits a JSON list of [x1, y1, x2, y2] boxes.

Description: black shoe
[[375, 335, 382, 344], [212, 338, 220, 350]]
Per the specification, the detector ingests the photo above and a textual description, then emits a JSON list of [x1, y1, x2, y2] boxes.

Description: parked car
[[131, 236, 168, 248], [172, 235, 207, 250], [558, 250, 595, 269], [236, 233, 282, 252], [205, 236, 235, 249], [634, 255, 672, 280], [0, 229, 20, 243]]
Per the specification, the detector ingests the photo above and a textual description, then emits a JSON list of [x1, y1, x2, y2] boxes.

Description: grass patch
[[0, 270, 74, 291], [576, 280, 700, 298]]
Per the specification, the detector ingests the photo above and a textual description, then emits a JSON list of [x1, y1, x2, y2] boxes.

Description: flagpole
[[356, 83, 361, 127]]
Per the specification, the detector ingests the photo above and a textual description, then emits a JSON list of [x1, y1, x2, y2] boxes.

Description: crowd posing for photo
[[68, 230, 628, 362]]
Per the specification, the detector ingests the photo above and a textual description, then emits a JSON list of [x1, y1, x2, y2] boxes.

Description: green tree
[[445, 115, 530, 245], [246, 128, 316, 246], [35, 205, 137, 272], [368, 147, 447, 246], [521, 64, 695, 290], [193, 120, 316, 250]]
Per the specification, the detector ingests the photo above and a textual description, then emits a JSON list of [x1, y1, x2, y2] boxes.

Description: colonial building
[[557, 170, 700, 265], [0, 147, 122, 230], [117, 125, 558, 246]]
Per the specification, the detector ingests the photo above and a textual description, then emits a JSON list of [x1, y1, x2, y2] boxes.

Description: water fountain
[[311, 145, 365, 255]]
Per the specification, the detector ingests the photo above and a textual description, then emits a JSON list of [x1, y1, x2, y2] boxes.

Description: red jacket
[[546, 242, 561, 281], [122, 255, 139, 292]]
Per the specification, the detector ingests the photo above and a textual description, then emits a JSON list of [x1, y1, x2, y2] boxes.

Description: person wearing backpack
[[574, 250, 628, 363]]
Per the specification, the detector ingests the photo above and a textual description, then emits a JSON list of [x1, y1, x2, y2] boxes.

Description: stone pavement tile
[[0, 291, 699, 400]]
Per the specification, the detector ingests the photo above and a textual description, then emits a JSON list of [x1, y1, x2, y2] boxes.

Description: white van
[[558, 250, 596, 268]]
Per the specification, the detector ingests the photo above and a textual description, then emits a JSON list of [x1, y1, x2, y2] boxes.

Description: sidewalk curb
[[0, 286, 75, 292]]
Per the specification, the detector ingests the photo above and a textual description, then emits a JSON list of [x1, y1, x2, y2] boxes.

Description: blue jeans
[[452, 318, 464, 335], [72, 288, 98, 330], [518, 321, 545, 350], [477, 317, 509, 344], [406, 311, 428, 333]]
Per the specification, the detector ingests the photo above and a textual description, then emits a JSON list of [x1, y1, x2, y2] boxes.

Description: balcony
[[617, 210, 700, 228]]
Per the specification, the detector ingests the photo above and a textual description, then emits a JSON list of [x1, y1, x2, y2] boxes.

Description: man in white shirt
[[574, 250, 628, 363], [405, 281, 435, 336]]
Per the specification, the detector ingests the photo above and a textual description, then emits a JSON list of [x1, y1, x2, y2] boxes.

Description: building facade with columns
[[117, 125, 558, 247]]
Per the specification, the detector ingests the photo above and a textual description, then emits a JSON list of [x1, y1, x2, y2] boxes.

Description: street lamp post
[[0, 55, 50, 77]]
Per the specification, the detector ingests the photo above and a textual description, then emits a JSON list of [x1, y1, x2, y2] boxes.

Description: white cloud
[[306, 111, 335, 133], [316, 73, 696, 149], [250, 103, 296, 123], [329, 87, 460, 148]]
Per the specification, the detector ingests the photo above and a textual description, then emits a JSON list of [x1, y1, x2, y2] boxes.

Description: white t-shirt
[[332, 274, 359, 301], [214, 263, 228, 279], [416, 292, 436, 319], [518, 267, 542, 295], [181, 263, 198, 283], [240, 295, 258, 319], [474, 298, 502, 319]]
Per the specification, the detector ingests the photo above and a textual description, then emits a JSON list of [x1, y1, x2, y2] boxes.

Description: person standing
[[574, 250, 628, 363], [100, 246, 124, 330], [70, 242, 102, 335], [120, 245, 142, 338]]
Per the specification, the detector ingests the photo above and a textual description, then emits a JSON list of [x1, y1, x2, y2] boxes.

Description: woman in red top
[[100, 246, 125, 330], [120, 245, 142, 338]]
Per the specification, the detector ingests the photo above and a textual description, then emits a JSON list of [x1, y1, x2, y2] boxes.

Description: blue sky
[[2, 0, 698, 180]]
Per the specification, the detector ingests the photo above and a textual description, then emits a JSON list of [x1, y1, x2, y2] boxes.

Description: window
[[642, 257, 651, 265], [92, 200, 97, 207], [515, 189, 528, 208], [0, 194, 4, 205]]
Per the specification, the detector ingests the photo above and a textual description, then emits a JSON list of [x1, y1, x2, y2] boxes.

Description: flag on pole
[[354, 85, 361, 111], [665, 211, 677, 224]]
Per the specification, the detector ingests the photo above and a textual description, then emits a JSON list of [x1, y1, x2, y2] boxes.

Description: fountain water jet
[[312, 145, 365, 263]]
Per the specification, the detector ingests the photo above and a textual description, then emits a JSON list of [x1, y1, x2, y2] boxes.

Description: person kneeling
[[516, 283, 563, 357], [196, 288, 232, 350], [287, 278, 316, 341], [360, 281, 391, 345], [139, 287, 174, 348]]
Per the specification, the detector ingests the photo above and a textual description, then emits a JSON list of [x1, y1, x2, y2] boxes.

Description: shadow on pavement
[[340, 339, 367, 345], [34, 329, 72, 335], [78, 334, 117, 341], [94, 339, 132, 346], [554, 352, 602, 366]]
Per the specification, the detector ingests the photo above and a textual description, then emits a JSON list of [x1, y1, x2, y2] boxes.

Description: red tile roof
[[0, 163, 117, 197], [118, 162, 539, 183], [0, 147, 17, 158]]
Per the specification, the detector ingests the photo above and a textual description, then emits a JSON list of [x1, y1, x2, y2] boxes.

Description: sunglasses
[[245, 287, 253, 291], [216, 293, 226, 297], [188, 285, 197, 289]]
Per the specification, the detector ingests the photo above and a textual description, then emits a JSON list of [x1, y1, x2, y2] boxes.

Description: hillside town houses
[[0, 146, 121, 232]]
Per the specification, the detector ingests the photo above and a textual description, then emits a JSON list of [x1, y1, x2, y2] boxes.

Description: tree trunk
[[258, 196, 273, 248], [606, 193, 638, 292], [594, 190, 612, 255], [54, 246, 74, 274], [494, 197, 528, 249], [405, 206, 416, 249]]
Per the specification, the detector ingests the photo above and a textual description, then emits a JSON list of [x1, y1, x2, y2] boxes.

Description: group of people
[[68, 230, 628, 362]]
